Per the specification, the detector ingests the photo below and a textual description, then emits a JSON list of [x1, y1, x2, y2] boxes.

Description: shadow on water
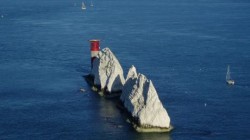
[[88, 89, 172, 139]]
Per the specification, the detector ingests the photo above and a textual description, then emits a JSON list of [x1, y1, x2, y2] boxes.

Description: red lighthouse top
[[90, 39, 100, 51]]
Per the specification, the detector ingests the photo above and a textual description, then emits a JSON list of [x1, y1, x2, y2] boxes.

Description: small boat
[[82, 2, 86, 10], [226, 65, 235, 85]]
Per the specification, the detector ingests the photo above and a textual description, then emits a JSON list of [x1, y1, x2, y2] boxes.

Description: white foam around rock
[[91, 48, 125, 92], [121, 66, 170, 128]]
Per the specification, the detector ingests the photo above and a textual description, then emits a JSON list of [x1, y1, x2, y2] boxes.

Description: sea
[[0, 0, 250, 139]]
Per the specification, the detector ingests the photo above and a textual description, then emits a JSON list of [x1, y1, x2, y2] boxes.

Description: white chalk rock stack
[[121, 65, 171, 129], [91, 48, 125, 93], [120, 65, 138, 102]]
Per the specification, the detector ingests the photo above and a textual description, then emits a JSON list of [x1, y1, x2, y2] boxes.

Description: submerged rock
[[91, 48, 125, 93], [121, 65, 171, 130]]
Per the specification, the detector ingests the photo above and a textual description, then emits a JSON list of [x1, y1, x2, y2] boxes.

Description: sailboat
[[226, 65, 235, 85], [82, 2, 86, 10]]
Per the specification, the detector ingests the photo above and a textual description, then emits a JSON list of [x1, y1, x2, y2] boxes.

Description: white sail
[[226, 65, 235, 85], [82, 2, 86, 10], [226, 65, 231, 81]]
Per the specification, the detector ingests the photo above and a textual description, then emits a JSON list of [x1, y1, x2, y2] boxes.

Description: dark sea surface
[[1, 0, 250, 139]]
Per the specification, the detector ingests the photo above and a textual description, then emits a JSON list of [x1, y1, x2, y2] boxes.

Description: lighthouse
[[90, 39, 100, 68]]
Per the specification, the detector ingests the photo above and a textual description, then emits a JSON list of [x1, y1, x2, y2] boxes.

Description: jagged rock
[[121, 65, 171, 129], [120, 65, 138, 102], [91, 48, 125, 93]]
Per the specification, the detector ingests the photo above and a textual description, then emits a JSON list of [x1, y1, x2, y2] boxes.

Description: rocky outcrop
[[91, 48, 125, 93], [120, 65, 171, 131], [85, 47, 172, 132]]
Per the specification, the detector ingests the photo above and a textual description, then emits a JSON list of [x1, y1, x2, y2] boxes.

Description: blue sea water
[[1, 0, 250, 139]]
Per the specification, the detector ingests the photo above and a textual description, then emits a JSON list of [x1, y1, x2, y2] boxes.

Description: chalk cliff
[[91, 48, 125, 93], [121, 66, 171, 129]]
